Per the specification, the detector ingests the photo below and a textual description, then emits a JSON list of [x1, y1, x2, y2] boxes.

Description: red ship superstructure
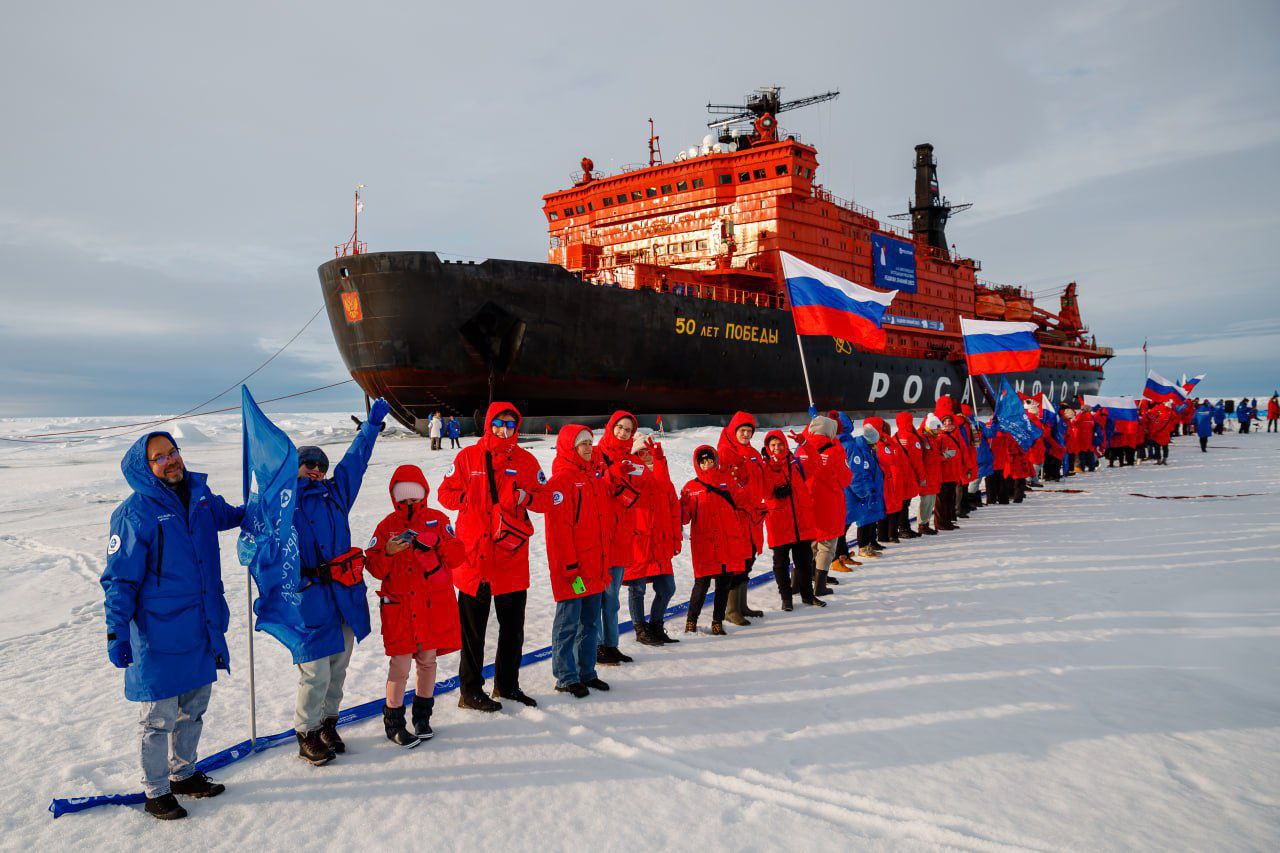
[[542, 87, 1110, 373]]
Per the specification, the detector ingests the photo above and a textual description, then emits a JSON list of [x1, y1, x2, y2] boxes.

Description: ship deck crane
[[706, 86, 839, 132]]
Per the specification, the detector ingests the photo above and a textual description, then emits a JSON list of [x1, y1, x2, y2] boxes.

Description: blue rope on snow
[[49, 570, 778, 817]]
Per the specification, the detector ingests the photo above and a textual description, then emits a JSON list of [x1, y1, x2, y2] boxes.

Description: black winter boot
[[382, 705, 420, 748], [170, 771, 225, 798], [458, 690, 502, 712], [296, 729, 336, 765], [145, 793, 187, 820], [320, 715, 345, 754], [653, 621, 679, 643], [635, 620, 662, 646], [814, 571, 833, 596], [411, 696, 435, 740]]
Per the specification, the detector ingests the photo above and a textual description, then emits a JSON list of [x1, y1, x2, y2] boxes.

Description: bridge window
[[738, 171, 751, 182], [601, 197, 611, 207], [676, 180, 688, 191], [575, 205, 586, 214], [693, 178, 705, 188], [661, 184, 672, 194], [718, 174, 732, 185], [631, 190, 643, 201], [646, 187, 657, 198], [776, 164, 789, 175], [587, 202, 593, 211], [548, 211, 559, 221], [753, 168, 766, 179], [563, 208, 573, 217]]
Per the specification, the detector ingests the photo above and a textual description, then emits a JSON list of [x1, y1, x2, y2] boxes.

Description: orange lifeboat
[[974, 290, 1005, 319]]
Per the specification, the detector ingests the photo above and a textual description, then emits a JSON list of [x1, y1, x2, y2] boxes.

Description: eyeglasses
[[301, 461, 328, 473], [491, 418, 517, 430], [148, 447, 182, 465]]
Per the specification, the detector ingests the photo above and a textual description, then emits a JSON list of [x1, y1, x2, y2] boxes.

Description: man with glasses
[[439, 402, 553, 711], [101, 432, 244, 820], [288, 397, 391, 764]]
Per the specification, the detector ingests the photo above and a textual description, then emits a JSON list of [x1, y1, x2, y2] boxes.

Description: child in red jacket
[[366, 465, 465, 747], [681, 446, 751, 635], [762, 430, 824, 610]]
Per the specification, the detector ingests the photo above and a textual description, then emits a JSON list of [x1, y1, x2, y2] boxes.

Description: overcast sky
[[2, 0, 1277, 418]]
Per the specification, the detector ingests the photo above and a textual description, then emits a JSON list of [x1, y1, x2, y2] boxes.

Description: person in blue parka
[[845, 418, 886, 559], [1193, 402, 1213, 452], [288, 397, 390, 764], [100, 431, 244, 820], [1212, 400, 1226, 435]]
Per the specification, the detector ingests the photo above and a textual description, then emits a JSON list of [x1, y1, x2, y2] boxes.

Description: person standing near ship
[[915, 415, 943, 534], [439, 402, 553, 711], [101, 432, 243, 820], [717, 412, 768, 626], [428, 412, 443, 450], [623, 434, 683, 646], [1236, 397, 1252, 433], [1194, 401, 1214, 452], [842, 419, 885, 558], [593, 411, 647, 665], [288, 398, 391, 765], [761, 430, 823, 608], [1268, 395, 1279, 432], [681, 446, 751, 635], [446, 416, 461, 448], [1212, 400, 1226, 435]]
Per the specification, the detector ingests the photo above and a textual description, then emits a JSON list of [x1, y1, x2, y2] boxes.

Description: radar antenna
[[706, 86, 839, 132]]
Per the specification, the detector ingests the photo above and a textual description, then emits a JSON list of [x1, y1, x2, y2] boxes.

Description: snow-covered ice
[[1, 414, 1277, 850]]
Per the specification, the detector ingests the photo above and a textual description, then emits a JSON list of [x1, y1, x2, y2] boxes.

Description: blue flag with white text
[[237, 386, 306, 656], [996, 378, 1042, 451]]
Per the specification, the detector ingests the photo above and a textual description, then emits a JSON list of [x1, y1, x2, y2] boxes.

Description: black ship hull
[[319, 252, 1102, 430]]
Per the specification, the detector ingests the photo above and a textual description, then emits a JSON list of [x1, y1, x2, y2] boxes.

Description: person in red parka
[[438, 401, 553, 712], [1072, 406, 1098, 472], [893, 412, 926, 539], [681, 446, 751, 635], [761, 430, 824, 610], [794, 415, 852, 596], [933, 398, 965, 530], [864, 416, 907, 544], [1267, 395, 1279, 433], [366, 465, 466, 747], [623, 433, 683, 647], [593, 410, 646, 666], [717, 411, 767, 626], [543, 425, 612, 698], [916, 414, 943, 534], [1147, 401, 1178, 465]]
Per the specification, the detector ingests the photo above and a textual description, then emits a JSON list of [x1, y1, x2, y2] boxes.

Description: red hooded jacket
[[794, 425, 853, 540], [893, 412, 927, 498], [365, 465, 465, 657], [934, 398, 965, 484], [917, 427, 943, 496], [680, 446, 752, 578], [865, 416, 908, 509], [543, 425, 611, 602], [437, 402, 554, 596], [1147, 403, 1178, 445], [761, 429, 818, 547], [623, 443, 682, 582], [717, 411, 768, 555], [594, 410, 648, 569]]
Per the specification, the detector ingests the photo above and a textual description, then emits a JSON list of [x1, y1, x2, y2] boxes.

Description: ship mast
[[334, 184, 367, 257]]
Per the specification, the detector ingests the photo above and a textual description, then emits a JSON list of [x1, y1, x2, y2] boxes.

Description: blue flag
[[995, 378, 1043, 452], [237, 386, 306, 656]]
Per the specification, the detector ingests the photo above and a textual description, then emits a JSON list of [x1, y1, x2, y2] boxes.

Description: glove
[[410, 530, 441, 551], [645, 437, 664, 460], [368, 397, 392, 427], [500, 479, 528, 510], [808, 404, 818, 418], [773, 483, 792, 499], [108, 634, 132, 668]]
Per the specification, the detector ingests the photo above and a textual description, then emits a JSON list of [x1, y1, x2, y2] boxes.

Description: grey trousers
[[812, 538, 838, 574], [917, 493, 937, 528], [725, 556, 755, 619], [295, 624, 355, 733], [139, 682, 212, 798]]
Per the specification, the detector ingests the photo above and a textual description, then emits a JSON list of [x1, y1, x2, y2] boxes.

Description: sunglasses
[[491, 418, 517, 430], [301, 460, 328, 473], [148, 447, 182, 465]]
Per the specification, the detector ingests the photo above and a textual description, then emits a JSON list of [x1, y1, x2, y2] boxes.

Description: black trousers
[[935, 483, 957, 527], [986, 474, 1004, 504], [1199, 436, 1208, 452], [772, 542, 814, 601], [688, 572, 744, 624], [457, 584, 526, 695], [1268, 418, 1277, 432], [1156, 443, 1169, 461], [856, 524, 876, 548], [1044, 455, 1062, 481]]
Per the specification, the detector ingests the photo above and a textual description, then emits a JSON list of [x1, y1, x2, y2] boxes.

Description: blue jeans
[[551, 595, 600, 687], [600, 565, 625, 647], [627, 574, 676, 628], [139, 682, 212, 798]]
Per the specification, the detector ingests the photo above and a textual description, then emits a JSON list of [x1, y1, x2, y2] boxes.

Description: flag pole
[[794, 332, 816, 410], [246, 569, 257, 748]]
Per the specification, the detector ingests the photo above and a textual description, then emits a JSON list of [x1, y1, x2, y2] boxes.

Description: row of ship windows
[[550, 164, 814, 219]]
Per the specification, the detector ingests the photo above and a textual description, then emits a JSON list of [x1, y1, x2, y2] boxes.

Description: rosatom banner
[[871, 233, 917, 294]]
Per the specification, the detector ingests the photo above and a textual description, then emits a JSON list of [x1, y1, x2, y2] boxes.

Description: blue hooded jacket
[[976, 419, 996, 479], [841, 413, 885, 527], [1212, 401, 1225, 426], [290, 419, 381, 663], [100, 432, 244, 702], [1194, 404, 1213, 438]]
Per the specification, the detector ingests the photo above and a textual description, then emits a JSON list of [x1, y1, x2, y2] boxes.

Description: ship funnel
[[903, 143, 971, 256]]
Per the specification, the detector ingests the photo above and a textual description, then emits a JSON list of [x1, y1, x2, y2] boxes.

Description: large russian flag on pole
[[1081, 394, 1140, 422], [1143, 370, 1188, 403], [781, 251, 895, 351], [959, 318, 1042, 376], [1181, 373, 1206, 395]]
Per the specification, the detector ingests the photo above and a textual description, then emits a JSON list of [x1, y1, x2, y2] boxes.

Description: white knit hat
[[391, 481, 426, 502], [862, 423, 880, 443], [809, 415, 837, 438], [925, 414, 943, 431]]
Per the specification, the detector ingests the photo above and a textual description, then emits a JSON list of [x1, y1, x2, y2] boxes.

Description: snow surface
[[2, 414, 1278, 850]]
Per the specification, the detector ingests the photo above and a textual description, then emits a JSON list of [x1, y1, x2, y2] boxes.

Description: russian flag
[[1081, 394, 1140, 422], [1144, 370, 1189, 403], [959, 318, 1042, 376], [1182, 373, 1205, 395], [781, 251, 895, 351]]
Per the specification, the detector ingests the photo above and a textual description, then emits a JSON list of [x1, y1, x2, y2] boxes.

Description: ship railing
[[976, 279, 1032, 298], [668, 281, 789, 310], [334, 239, 367, 258], [807, 185, 876, 219]]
